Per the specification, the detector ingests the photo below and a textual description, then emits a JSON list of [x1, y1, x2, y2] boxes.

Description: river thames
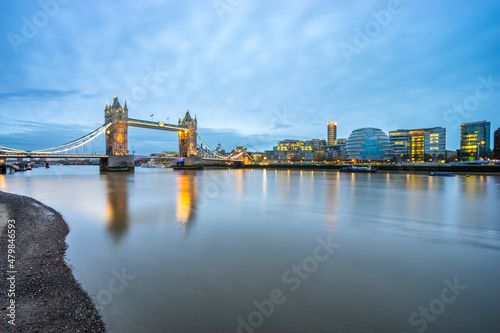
[[2, 166, 499, 332]]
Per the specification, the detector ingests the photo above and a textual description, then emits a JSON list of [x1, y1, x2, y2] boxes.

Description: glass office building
[[460, 121, 491, 161], [346, 128, 392, 161], [389, 127, 446, 162]]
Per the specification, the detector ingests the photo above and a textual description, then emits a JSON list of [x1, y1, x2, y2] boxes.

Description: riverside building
[[460, 121, 491, 161], [494, 127, 500, 159], [327, 122, 337, 146], [389, 127, 446, 163], [346, 128, 392, 161], [323, 138, 347, 159], [264, 139, 327, 161]]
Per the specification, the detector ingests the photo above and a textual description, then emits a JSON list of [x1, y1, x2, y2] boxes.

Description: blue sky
[[1, 0, 499, 154]]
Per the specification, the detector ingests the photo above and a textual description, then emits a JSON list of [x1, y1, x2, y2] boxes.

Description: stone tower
[[178, 110, 197, 157], [104, 95, 129, 156]]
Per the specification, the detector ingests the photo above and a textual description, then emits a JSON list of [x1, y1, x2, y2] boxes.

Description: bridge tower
[[104, 95, 129, 156], [178, 110, 197, 157]]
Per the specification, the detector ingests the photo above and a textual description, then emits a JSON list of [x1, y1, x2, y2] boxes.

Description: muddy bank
[[0, 191, 106, 332]]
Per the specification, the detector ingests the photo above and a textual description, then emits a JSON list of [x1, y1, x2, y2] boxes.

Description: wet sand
[[0, 191, 106, 332]]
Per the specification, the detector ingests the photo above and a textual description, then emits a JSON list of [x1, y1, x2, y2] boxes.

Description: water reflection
[[104, 173, 131, 242], [462, 175, 488, 196], [325, 172, 340, 229], [176, 171, 198, 231], [262, 169, 267, 198], [0, 174, 6, 189]]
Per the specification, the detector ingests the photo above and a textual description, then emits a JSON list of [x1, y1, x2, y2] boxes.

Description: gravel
[[0, 191, 107, 332]]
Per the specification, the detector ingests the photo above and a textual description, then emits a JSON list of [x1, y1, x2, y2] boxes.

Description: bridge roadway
[[0, 154, 172, 159], [0, 154, 233, 161], [127, 118, 187, 132]]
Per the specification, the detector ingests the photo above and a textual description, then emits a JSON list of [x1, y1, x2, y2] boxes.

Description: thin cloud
[[0, 0, 499, 153]]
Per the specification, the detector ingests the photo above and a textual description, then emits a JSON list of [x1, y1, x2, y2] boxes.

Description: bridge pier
[[100, 156, 135, 172], [173, 156, 204, 170]]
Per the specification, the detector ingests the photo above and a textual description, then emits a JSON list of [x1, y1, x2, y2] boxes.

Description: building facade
[[178, 110, 197, 157], [460, 121, 491, 161], [327, 122, 337, 146], [389, 127, 446, 162], [264, 139, 327, 161], [104, 95, 129, 156], [346, 128, 392, 161], [494, 127, 500, 159], [323, 138, 347, 159]]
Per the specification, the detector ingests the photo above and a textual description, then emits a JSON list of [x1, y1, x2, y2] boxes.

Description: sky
[[1, 0, 500, 154]]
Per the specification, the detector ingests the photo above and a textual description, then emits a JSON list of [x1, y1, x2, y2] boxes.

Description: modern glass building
[[494, 127, 500, 159], [389, 127, 446, 162], [346, 128, 392, 161], [327, 122, 337, 146], [460, 121, 491, 161]]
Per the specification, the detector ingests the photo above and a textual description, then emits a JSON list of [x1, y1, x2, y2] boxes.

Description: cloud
[[0, 88, 84, 100], [0, 0, 499, 152]]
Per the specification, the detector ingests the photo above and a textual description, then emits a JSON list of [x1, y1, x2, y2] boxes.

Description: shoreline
[[0, 191, 106, 332]]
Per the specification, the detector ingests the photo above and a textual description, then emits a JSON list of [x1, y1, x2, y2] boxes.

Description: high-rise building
[[389, 127, 446, 163], [460, 121, 491, 161], [327, 122, 337, 146], [494, 127, 500, 159], [346, 128, 392, 161]]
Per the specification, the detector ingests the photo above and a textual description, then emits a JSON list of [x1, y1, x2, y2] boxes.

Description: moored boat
[[429, 172, 454, 176], [340, 165, 378, 173]]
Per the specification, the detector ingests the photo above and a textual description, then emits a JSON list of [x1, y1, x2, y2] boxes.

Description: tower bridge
[[100, 95, 201, 170], [1, 94, 252, 172]]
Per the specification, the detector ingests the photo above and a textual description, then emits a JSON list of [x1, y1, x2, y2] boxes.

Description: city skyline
[[1, 1, 500, 154]]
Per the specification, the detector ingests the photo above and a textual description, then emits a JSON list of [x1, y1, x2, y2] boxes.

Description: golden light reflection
[[234, 169, 244, 198], [176, 171, 197, 230], [462, 175, 488, 196], [299, 170, 303, 191], [0, 174, 6, 189], [325, 172, 340, 229], [104, 173, 130, 242], [262, 170, 267, 198]]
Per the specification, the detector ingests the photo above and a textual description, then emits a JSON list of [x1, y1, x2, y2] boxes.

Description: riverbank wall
[[247, 163, 500, 173]]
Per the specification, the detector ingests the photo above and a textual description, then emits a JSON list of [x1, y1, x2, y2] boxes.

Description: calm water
[[1, 166, 500, 333]]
